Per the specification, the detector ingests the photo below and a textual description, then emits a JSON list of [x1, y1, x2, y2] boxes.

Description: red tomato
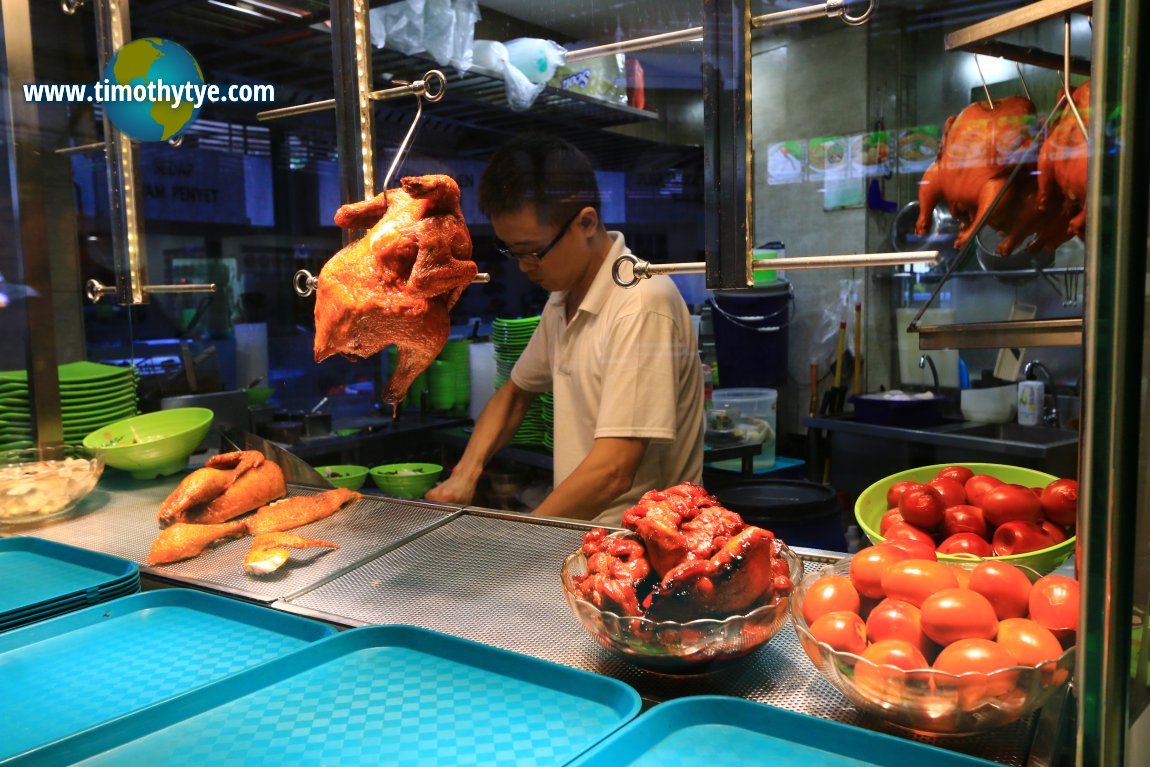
[[865, 598, 932, 654], [849, 545, 908, 599], [965, 474, 1005, 505], [854, 639, 931, 704], [928, 477, 967, 508], [949, 565, 972, 589], [898, 484, 946, 529], [934, 638, 1019, 675], [1040, 520, 1070, 544], [1029, 575, 1080, 633], [936, 466, 975, 485], [886, 480, 918, 509], [880, 559, 960, 608], [809, 610, 868, 654], [937, 532, 993, 557], [1040, 479, 1079, 527], [880, 508, 905, 535], [801, 574, 861, 626], [884, 522, 936, 551], [996, 618, 1065, 666], [981, 484, 1044, 527], [920, 587, 999, 645], [881, 537, 938, 561], [969, 560, 1032, 620], [992, 520, 1058, 556], [941, 504, 988, 539]]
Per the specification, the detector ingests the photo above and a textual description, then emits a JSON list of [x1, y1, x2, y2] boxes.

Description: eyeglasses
[[496, 210, 580, 265]]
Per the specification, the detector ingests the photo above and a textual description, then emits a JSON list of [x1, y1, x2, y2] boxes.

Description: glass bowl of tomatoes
[[561, 534, 803, 673], [854, 463, 1076, 576], [790, 554, 1077, 735]]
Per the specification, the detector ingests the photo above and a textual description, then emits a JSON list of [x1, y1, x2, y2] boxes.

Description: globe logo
[[101, 38, 203, 142]]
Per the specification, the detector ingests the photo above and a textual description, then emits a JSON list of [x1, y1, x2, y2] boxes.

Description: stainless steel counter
[[3, 478, 1045, 766]]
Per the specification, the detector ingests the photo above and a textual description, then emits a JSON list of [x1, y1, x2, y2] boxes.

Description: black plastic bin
[[714, 479, 846, 552]]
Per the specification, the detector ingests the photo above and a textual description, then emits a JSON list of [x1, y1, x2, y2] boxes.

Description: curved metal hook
[[294, 269, 317, 297], [86, 278, 115, 304], [62, 0, 84, 15], [168, 135, 184, 148], [839, 0, 875, 26], [611, 253, 644, 289], [419, 70, 447, 103], [381, 82, 424, 192]]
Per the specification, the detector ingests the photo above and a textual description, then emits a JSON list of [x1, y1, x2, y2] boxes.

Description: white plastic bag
[[503, 37, 567, 84], [472, 40, 547, 111], [384, 0, 426, 56], [423, 0, 455, 66], [450, 0, 480, 73], [368, 6, 387, 49]]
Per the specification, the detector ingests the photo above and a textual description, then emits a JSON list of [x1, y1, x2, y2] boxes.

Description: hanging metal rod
[[85, 279, 217, 304], [256, 70, 447, 121], [612, 250, 938, 289], [565, 0, 874, 63], [292, 269, 490, 298]]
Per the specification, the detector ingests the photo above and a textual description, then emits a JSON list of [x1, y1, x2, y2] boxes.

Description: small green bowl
[[315, 464, 369, 490], [855, 462, 1074, 575], [369, 462, 443, 499], [335, 427, 361, 437], [83, 407, 214, 480], [244, 386, 275, 406]]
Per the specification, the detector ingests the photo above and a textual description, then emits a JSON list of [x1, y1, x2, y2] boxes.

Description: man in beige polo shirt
[[425, 134, 703, 525]]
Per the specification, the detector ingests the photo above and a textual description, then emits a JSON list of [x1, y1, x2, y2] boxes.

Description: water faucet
[[918, 354, 939, 394], [1023, 360, 1059, 427]]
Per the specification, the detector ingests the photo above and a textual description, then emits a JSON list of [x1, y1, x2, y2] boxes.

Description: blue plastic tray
[[0, 537, 138, 614], [0, 581, 140, 630], [12, 625, 642, 767], [567, 696, 994, 766], [0, 589, 336, 761]]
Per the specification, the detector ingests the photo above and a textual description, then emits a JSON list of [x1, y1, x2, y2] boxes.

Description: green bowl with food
[[369, 462, 442, 498], [82, 407, 213, 480], [244, 386, 275, 406], [315, 464, 369, 491]]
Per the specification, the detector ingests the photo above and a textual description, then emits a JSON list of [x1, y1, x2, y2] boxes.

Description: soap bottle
[[1017, 380, 1044, 426]]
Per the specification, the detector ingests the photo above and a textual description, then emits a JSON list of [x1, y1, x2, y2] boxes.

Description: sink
[[935, 422, 1078, 447]]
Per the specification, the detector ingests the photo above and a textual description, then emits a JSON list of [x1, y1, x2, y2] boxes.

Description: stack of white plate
[[0, 362, 138, 450]]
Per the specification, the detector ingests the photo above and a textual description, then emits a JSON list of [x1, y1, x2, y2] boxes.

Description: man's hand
[[424, 473, 477, 505]]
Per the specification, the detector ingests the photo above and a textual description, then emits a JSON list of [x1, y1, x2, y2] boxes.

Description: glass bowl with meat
[[560, 482, 804, 673]]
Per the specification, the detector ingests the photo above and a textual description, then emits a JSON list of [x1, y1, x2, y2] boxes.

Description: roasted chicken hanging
[[1037, 80, 1090, 240], [571, 483, 794, 620], [916, 96, 1073, 257], [313, 175, 477, 415]]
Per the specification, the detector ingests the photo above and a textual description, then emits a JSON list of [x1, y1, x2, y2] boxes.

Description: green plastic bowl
[[82, 407, 214, 480], [244, 386, 275, 406], [369, 462, 442, 498], [315, 464, 368, 491], [855, 462, 1075, 575]]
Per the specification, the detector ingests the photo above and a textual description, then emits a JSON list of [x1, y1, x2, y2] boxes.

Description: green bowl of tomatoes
[[855, 463, 1076, 576]]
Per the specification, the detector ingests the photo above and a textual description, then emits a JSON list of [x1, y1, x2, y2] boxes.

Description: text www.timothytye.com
[[23, 80, 275, 110]]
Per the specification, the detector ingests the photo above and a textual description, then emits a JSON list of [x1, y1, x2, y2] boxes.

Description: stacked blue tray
[[8, 624, 642, 767], [0, 589, 337, 762], [0, 537, 140, 632]]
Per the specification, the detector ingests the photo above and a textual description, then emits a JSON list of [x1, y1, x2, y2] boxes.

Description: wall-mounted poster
[[766, 140, 806, 185], [808, 136, 849, 179], [897, 125, 941, 173], [851, 131, 892, 177]]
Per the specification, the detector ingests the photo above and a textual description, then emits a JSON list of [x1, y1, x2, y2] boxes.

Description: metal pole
[[329, 0, 375, 244]]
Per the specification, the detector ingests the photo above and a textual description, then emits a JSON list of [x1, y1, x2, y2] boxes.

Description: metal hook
[[1062, 16, 1089, 141], [838, 0, 876, 27], [168, 135, 184, 148], [294, 269, 317, 297], [381, 81, 425, 193], [85, 279, 115, 304], [973, 55, 995, 110], [61, 0, 84, 15], [612, 253, 643, 289], [1015, 62, 1032, 102]]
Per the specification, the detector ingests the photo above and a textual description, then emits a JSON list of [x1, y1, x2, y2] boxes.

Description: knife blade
[[219, 428, 333, 488]]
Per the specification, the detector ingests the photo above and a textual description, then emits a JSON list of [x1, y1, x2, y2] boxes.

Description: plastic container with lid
[[711, 388, 778, 466]]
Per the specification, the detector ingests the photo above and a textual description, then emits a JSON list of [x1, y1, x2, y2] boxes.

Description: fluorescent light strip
[[206, 0, 277, 22]]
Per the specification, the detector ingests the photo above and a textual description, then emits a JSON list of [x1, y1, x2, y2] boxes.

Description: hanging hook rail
[[85, 279, 217, 304], [292, 269, 490, 298], [612, 251, 939, 289], [565, 0, 874, 63], [256, 70, 447, 121], [1061, 15, 1089, 139]]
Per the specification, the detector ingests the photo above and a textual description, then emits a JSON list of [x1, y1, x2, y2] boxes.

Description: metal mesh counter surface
[[7, 476, 459, 602], [284, 510, 1034, 765]]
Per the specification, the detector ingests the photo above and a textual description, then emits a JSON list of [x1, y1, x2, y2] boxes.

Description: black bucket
[[714, 479, 846, 552], [708, 279, 793, 388]]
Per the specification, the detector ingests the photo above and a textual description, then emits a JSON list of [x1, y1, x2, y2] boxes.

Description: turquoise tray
[[11, 624, 642, 767], [0, 589, 336, 761], [568, 696, 994, 766], [0, 537, 138, 615]]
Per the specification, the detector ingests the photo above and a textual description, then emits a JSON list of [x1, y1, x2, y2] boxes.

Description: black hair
[[478, 134, 600, 226]]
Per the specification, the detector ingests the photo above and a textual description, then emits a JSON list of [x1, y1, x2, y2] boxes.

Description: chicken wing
[[313, 175, 477, 416], [243, 533, 339, 575], [245, 488, 361, 536], [147, 521, 247, 565]]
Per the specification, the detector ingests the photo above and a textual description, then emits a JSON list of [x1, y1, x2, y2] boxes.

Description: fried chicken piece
[[245, 488, 361, 536], [313, 175, 477, 416], [186, 460, 287, 525], [243, 533, 339, 576], [147, 521, 247, 565], [643, 527, 791, 621], [157, 450, 266, 527]]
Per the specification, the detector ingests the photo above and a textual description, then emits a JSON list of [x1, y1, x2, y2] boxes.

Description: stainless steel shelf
[[914, 318, 1084, 350], [945, 0, 1092, 73]]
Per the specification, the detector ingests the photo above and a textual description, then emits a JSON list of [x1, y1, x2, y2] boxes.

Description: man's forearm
[[454, 384, 534, 483], [532, 438, 647, 521]]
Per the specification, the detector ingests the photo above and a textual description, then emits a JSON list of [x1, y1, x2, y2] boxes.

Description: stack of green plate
[[491, 317, 548, 446], [0, 361, 139, 450], [436, 339, 470, 415], [386, 346, 428, 410], [540, 392, 554, 450]]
